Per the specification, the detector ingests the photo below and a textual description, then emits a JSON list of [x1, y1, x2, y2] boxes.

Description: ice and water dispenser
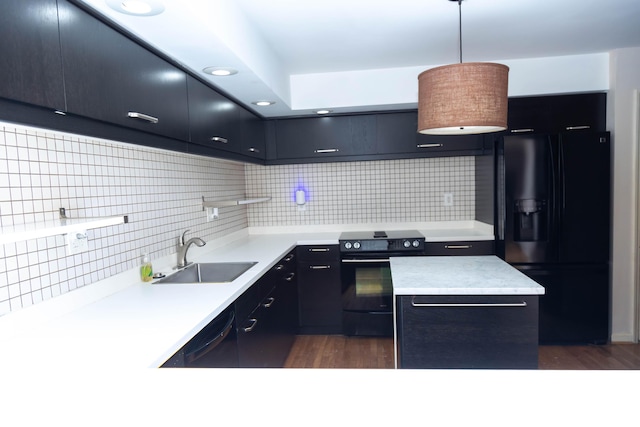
[[513, 199, 547, 242]]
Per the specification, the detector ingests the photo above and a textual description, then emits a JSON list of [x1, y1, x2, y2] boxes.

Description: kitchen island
[[391, 256, 545, 369]]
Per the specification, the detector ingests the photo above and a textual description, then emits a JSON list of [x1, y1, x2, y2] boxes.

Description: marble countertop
[[391, 256, 545, 295]]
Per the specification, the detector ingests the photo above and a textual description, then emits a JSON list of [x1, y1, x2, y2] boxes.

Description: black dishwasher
[[161, 305, 238, 368]]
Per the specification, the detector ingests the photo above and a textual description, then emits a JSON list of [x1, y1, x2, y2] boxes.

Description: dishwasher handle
[[184, 310, 235, 364]]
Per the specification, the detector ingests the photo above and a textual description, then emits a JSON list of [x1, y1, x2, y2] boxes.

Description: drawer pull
[[566, 125, 591, 131], [314, 148, 339, 154], [310, 265, 331, 270], [284, 254, 295, 262], [444, 245, 472, 249], [342, 258, 390, 263], [510, 128, 534, 133], [284, 272, 296, 281], [262, 297, 275, 308], [309, 248, 330, 252], [211, 136, 229, 143], [127, 111, 158, 124], [243, 318, 258, 333], [274, 264, 285, 271], [417, 143, 443, 149], [411, 299, 528, 308]]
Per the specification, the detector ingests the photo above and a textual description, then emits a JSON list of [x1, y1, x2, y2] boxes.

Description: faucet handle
[[180, 229, 190, 245]]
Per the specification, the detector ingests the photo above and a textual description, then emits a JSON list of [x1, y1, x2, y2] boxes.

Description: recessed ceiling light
[[315, 109, 332, 115], [252, 101, 275, 107], [106, 0, 165, 16], [202, 67, 238, 76]]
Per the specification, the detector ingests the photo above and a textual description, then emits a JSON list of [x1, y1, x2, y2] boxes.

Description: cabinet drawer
[[424, 240, 494, 256], [396, 295, 538, 369], [296, 245, 340, 262]]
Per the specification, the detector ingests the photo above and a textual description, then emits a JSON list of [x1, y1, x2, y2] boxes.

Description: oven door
[[341, 253, 395, 336]]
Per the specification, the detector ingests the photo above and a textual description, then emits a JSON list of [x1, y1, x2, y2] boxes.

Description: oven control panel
[[340, 238, 425, 252]]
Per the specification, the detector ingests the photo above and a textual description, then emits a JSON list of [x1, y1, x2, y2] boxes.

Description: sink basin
[[155, 262, 258, 284]]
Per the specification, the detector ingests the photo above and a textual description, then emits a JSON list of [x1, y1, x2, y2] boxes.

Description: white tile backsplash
[[0, 121, 247, 315], [245, 157, 475, 227]]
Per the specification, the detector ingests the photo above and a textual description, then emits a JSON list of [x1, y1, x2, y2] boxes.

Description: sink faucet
[[176, 229, 206, 269]]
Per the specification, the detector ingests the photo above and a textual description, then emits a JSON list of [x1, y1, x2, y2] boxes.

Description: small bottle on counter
[[140, 252, 153, 282]]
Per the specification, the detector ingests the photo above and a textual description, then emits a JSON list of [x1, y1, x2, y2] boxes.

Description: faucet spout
[[176, 229, 206, 269]]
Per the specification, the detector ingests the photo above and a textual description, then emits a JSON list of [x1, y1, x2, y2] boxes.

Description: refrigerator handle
[[548, 136, 557, 240]]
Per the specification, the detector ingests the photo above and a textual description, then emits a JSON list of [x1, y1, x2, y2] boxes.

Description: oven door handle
[[342, 258, 390, 263]]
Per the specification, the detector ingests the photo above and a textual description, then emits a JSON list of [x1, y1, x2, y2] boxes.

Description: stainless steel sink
[[154, 262, 258, 284]]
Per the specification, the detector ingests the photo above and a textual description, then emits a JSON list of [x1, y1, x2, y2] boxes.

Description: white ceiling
[[77, 0, 640, 117]]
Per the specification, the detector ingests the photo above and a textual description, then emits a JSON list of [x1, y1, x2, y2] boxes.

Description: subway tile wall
[[0, 122, 247, 316], [245, 157, 475, 227]]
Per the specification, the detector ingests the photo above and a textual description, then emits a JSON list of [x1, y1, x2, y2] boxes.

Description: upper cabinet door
[[239, 108, 266, 160], [275, 115, 376, 159], [507, 93, 606, 134], [187, 76, 242, 153], [376, 112, 485, 155], [0, 0, 65, 110], [58, 0, 189, 141]]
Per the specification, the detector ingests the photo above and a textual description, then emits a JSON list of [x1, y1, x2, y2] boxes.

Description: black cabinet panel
[[58, 0, 189, 141], [377, 112, 485, 156], [507, 93, 606, 134], [296, 245, 342, 334], [275, 115, 376, 159], [239, 107, 266, 159], [424, 240, 495, 256], [396, 295, 539, 369], [0, 0, 65, 110], [187, 76, 242, 153]]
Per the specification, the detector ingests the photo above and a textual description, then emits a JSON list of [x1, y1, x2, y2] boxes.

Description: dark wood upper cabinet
[[58, 0, 189, 141], [187, 76, 242, 153], [274, 115, 376, 159], [0, 0, 65, 110], [376, 112, 486, 156], [507, 93, 606, 134]]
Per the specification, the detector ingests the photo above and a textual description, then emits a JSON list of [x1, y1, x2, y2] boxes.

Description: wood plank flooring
[[283, 335, 640, 369]]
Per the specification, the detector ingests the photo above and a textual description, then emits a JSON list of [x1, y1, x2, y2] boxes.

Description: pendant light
[[418, 0, 509, 135]]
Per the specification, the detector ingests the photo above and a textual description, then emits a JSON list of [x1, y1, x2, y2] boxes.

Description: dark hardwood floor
[[283, 335, 640, 369]]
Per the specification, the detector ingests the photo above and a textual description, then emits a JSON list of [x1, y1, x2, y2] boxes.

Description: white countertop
[[391, 256, 545, 295]]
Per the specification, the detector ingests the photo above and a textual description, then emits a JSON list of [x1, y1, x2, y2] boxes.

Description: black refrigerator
[[496, 131, 611, 344]]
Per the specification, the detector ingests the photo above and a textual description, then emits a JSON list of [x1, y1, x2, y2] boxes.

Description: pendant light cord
[[458, 0, 463, 63]]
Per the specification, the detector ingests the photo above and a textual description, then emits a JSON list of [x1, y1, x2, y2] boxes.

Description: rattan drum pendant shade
[[418, 62, 509, 135], [417, 0, 509, 135]]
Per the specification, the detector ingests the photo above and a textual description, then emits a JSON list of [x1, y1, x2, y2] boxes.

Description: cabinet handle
[[243, 318, 258, 333], [262, 297, 275, 308], [211, 136, 229, 143], [127, 111, 159, 124], [248, 147, 260, 153], [314, 148, 339, 154], [444, 245, 472, 249], [566, 125, 591, 131], [309, 248, 330, 252], [274, 264, 285, 271], [411, 299, 528, 308], [285, 273, 296, 281], [416, 143, 443, 149], [284, 254, 295, 262], [310, 265, 331, 270], [510, 128, 534, 133]]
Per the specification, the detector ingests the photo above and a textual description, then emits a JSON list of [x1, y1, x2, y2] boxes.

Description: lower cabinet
[[236, 251, 297, 367], [296, 245, 343, 334], [396, 295, 539, 369]]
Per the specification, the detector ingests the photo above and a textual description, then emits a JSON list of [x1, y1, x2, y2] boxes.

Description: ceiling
[[76, 0, 640, 118]]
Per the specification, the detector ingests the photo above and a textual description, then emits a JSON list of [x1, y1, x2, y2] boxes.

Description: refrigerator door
[[516, 264, 609, 344], [502, 134, 557, 263], [557, 131, 611, 264]]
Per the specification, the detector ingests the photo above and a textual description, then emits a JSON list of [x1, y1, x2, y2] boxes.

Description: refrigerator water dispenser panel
[[514, 199, 548, 242]]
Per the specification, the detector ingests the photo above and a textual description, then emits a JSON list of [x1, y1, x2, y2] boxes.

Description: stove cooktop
[[339, 230, 425, 253]]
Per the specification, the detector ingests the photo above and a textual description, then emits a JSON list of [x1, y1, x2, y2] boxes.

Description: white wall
[[609, 47, 640, 342]]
